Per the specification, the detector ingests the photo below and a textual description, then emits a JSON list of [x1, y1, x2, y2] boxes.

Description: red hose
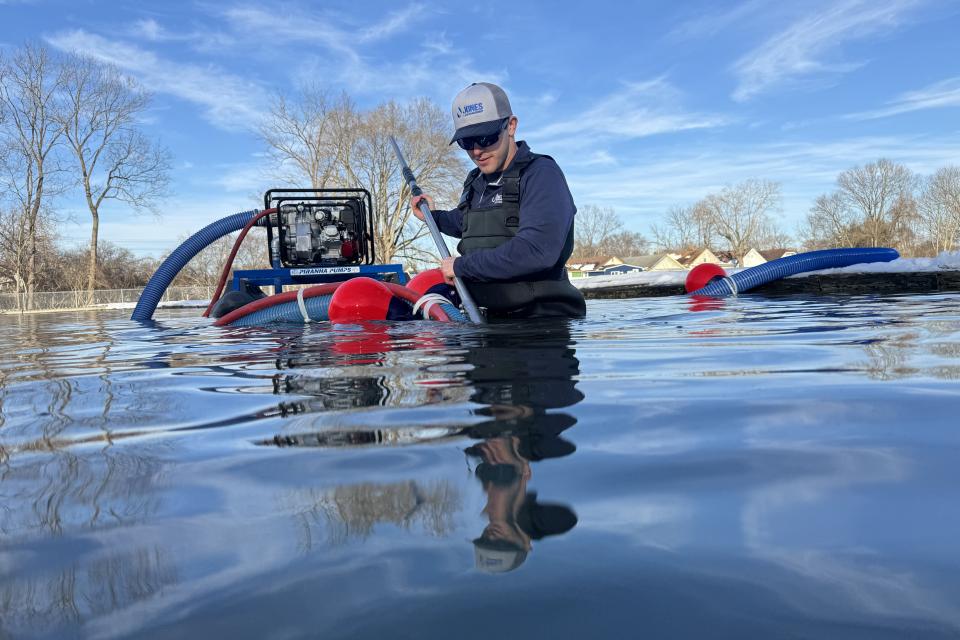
[[213, 281, 452, 327], [213, 282, 341, 326], [202, 208, 276, 317]]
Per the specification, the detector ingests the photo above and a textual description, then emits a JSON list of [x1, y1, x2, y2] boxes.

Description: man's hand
[[440, 256, 457, 284], [410, 194, 435, 221]]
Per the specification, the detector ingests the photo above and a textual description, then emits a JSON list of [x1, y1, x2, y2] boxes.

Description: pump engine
[[263, 188, 375, 268]]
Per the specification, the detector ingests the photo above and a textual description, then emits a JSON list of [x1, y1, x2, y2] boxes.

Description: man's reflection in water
[[466, 434, 577, 573], [261, 319, 584, 571], [460, 320, 583, 573]]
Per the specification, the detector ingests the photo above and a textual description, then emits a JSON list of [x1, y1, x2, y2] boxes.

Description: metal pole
[[389, 136, 484, 323]]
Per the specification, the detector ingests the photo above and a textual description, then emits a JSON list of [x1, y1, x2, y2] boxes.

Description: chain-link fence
[[0, 285, 216, 313]]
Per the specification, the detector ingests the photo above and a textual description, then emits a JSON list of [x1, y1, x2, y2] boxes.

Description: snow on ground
[[99, 299, 209, 310], [803, 250, 960, 275], [572, 269, 687, 289], [571, 251, 960, 290], [159, 299, 209, 308]]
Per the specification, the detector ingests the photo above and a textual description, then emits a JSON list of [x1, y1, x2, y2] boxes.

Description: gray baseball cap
[[450, 82, 513, 144], [473, 538, 528, 574]]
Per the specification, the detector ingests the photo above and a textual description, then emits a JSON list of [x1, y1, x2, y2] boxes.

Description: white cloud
[[527, 78, 729, 143], [131, 18, 165, 41], [126, 17, 236, 52], [532, 91, 558, 108], [221, 6, 360, 59], [296, 48, 503, 101], [580, 151, 618, 167], [668, 0, 773, 40], [846, 76, 960, 120], [45, 29, 268, 131], [218, 6, 501, 100], [732, 0, 921, 102], [358, 3, 425, 42], [576, 495, 694, 549], [210, 160, 275, 195], [218, 3, 425, 56], [58, 6, 476, 113]]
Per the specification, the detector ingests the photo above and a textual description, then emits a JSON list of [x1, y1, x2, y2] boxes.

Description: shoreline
[[5, 264, 960, 315], [578, 270, 960, 299]]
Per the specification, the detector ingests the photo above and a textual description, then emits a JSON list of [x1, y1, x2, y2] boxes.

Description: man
[[411, 82, 586, 319]]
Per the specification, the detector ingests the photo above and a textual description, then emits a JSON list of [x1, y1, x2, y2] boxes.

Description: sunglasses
[[457, 119, 509, 151]]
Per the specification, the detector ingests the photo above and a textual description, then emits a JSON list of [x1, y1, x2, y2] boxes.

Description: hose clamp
[[296, 287, 311, 322], [412, 293, 452, 319], [722, 276, 739, 296]]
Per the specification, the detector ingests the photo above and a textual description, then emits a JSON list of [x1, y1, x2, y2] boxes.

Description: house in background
[[678, 248, 721, 269], [760, 249, 797, 262], [740, 248, 767, 267], [713, 251, 739, 268], [684, 247, 789, 268], [677, 247, 765, 269], [593, 263, 643, 276], [622, 254, 686, 271], [566, 256, 622, 278]]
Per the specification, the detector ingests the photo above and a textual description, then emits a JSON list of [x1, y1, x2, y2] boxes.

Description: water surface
[[2, 294, 960, 639]]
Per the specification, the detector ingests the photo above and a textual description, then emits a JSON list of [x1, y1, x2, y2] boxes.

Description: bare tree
[[56, 54, 170, 301], [573, 205, 622, 256], [0, 222, 154, 293], [170, 229, 268, 286], [259, 87, 352, 189], [0, 44, 67, 310], [802, 192, 855, 249], [0, 205, 61, 293], [56, 241, 155, 291], [918, 166, 960, 253], [347, 99, 464, 263], [754, 218, 794, 251], [650, 204, 714, 253], [836, 158, 916, 248], [695, 179, 782, 262], [572, 205, 648, 258], [882, 192, 920, 255], [802, 160, 918, 252], [603, 230, 650, 258], [259, 91, 464, 264]]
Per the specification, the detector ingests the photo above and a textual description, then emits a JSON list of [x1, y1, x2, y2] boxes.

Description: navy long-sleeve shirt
[[431, 141, 576, 282]]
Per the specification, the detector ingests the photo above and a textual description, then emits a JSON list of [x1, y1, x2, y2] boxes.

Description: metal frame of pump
[[232, 188, 407, 293]]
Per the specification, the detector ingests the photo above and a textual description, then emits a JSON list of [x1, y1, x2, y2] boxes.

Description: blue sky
[[2, 0, 959, 256]]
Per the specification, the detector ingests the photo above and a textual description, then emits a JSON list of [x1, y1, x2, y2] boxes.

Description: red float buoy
[[407, 268, 461, 307], [407, 269, 445, 295], [685, 263, 727, 293], [329, 277, 413, 322]]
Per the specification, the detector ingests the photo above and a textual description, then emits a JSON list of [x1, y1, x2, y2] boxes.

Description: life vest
[[455, 153, 586, 318]]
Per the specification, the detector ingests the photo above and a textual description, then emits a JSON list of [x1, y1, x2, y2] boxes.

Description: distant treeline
[[8, 232, 269, 295], [574, 159, 960, 262]]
